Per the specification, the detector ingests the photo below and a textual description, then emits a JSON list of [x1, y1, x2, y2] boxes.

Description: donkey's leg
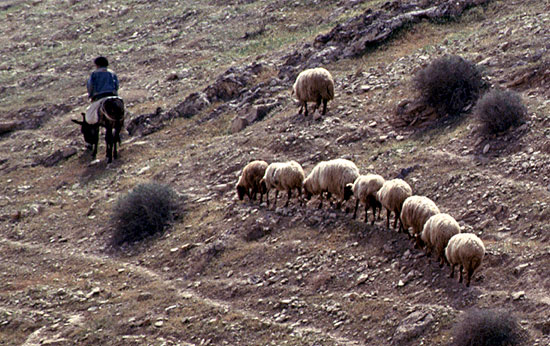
[[113, 124, 121, 159], [105, 126, 114, 163], [92, 125, 100, 159]]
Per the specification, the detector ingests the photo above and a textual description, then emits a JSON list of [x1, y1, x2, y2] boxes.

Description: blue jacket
[[87, 67, 119, 100]]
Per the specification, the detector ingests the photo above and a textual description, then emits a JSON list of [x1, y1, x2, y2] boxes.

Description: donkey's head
[[72, 113, 99, 146]]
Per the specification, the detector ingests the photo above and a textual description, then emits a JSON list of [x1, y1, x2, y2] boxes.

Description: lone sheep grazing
[[445, 233, 485, 287], [421, 213, 461, 267], [303, 159, 359, 210], [236, 160, 268, 203], [376, 179, 412, 231], [349, 174, 385, 224], [260, 160, 305, 208], [292, 67, 335, 117], [400, 195, 440, 248]]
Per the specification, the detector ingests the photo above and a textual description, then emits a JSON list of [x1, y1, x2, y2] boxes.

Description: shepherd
[[73, 56, 125, 163]]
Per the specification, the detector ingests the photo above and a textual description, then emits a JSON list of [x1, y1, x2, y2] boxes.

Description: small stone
[[154, 320, 164, 328], [483, 144, 490, 154], [512, 291, 525, 300], [356, 274, 369, 285], [397, 280, 405, 287]]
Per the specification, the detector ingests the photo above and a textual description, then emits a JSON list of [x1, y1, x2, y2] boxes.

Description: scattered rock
[[393, 311, 435, 345], [33, 147, 77, 167]]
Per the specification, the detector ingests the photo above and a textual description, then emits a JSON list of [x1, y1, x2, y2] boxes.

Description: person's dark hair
[[94, 56, 109, 68]]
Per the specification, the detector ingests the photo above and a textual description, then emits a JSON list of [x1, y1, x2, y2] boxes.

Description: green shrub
[[111, 182, 177, 246], [452, 308, 527, 346], [414, 55, 483, 117], [476, 89, 527, 135]]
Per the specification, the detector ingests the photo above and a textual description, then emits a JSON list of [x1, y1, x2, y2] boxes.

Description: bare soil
[[1, 0, 549, 345]]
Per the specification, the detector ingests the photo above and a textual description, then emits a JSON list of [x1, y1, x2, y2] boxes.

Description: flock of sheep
[[236, 67, 485, 287], [236, 159, 485, 288]]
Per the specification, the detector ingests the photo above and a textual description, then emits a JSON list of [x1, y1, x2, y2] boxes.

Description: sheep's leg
[[353, 200, 359, 219], [449, 264, 455, 278], [365, 203, 370, 223], [458, 265, 464, 283], [322, 98, 328, 115], [303, 102, 309, 117], [386, 209, 391, 229], [466, 268, 474, 287], [393, 212, 399, 230], [297, 187, 303, 206], [285, 189, 291, 207], [259, 192, 264, 204], [318, 193, 324, 209], [265, 190, 270, 207], [314, 96, 322, 114], [273, 190, 278, 208]]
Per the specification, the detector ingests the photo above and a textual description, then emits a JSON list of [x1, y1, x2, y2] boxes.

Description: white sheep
[[236, 160, 268, 203], [260, 160, 305, 208], [292, 67, 335, 117], [445, 233, 485, 287], [421, 213, 461, 267], [400, 195, 440, 248], [349, 174, 386, 224], [376, 179, 412, 231], [303, 158, 359, 210]]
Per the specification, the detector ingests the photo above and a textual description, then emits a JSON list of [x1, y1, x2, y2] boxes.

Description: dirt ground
[[1, 0, 549, 345]]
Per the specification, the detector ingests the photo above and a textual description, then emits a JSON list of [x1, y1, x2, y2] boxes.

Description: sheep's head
[[343, 183, 354, 201], [259, 178, 267, 195], [302, 180, 313, 200], [236, 184, 247, 200], [72, 113, 99, 146]]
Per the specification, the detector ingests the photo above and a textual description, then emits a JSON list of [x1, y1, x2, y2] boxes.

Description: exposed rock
[[231, 117, 249, 134], [0, 121, 21, 135], [33, 147, 77, 167], [393, 310, 435, 345], [171, 92, 211, 119]]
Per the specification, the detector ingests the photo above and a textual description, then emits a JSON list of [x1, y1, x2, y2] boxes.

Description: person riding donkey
[[85, 56, 120, 124], [73, 56, 125, 163]]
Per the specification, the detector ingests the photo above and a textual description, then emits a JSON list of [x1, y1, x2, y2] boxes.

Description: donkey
[[72, 97, 125, 163]]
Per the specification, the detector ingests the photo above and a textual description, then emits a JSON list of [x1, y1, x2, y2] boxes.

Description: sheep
[[400, 195, 440, 248], [259, 160, 305, 208], [349, 174, 386, 224], [445, 233, 485, 287], [303, 158, 359, 210], [292, 67, 335, 117], [421, 213, 461, 267], [376, 179, 412, 231], [236, 160, 268, 203]]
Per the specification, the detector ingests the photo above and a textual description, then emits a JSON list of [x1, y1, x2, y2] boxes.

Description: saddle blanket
[[85, 96, 123, 124]]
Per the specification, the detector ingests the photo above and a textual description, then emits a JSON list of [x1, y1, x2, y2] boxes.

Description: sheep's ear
[[72, 119, 84, 125]]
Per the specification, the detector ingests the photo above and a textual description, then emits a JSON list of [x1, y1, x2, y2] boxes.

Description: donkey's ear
[[72, 119, 84, 125]]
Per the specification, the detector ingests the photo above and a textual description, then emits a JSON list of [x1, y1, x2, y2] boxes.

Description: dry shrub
[[414, 55, 483, 117], [452, 308, 527, 346], [475, 89, 527, 135], [111, 182, 177, 246]]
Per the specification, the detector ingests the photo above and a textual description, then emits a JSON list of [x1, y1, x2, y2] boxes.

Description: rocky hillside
[[1, 0, 549, 345]]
